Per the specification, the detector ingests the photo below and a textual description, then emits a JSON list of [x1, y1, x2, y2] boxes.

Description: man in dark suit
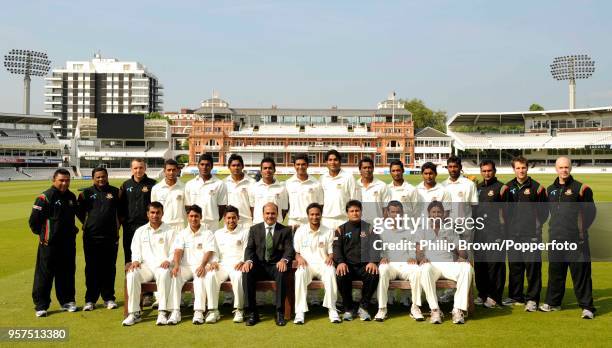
[[242, 202, 294, 326]]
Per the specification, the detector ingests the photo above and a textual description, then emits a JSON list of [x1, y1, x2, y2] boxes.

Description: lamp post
[[3, 49, 51, 114], [550, 55, 595, 110]]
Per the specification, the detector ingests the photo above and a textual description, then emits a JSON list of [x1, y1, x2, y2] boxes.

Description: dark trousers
[[84, 238, 119, 303], [336, 263, 379, 312], [122, 224, 140, 264], [508, 247, 541, 303], [32, 240, 76, 311], [545, 244, 595, 312], [243, 262, 288, 315], [474, 246, 506, 304], [475, 260, 506, 304]]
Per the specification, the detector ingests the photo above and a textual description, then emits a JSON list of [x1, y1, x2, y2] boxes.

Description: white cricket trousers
[[126, 264, 171, 314], [377, 262, 421, 308], [204, 264, 244, 310], [168, 265, 206, 311], [420, 262, 473, 311], [294, 263, 338, 313]]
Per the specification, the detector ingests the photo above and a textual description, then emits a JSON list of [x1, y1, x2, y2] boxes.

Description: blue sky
[[1, 0, 611, 117]]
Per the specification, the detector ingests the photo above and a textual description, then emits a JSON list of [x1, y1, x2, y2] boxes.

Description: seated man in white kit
[[293, 203, 340, 324], [167, 204, 215, 325], [417, 201, 473, 324], [203, 205, 250, 324], [375, 200, 424, 322], [122, 202, 175, 326]]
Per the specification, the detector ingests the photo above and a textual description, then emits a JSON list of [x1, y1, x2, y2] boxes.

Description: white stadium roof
[[447, 106, 612, 127]]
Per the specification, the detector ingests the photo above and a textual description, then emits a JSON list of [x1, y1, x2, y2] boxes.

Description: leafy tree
[[402, 98, 447, 132], [529, 103, 545, 111]]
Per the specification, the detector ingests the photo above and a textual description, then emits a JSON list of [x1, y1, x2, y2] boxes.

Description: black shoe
[[275, 312, 287, 326], [245, 313, 260, 326]]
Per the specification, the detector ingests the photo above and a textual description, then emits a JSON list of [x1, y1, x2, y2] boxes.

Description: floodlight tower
[[550, 54, 595, 110], [3, 49, 51, 114]]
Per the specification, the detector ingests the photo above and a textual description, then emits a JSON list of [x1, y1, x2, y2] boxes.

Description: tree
[[402, 98, 447, 132], [176, 154, 189, 164], [529, 103, 545, 111], [145, 112, 172, 124]]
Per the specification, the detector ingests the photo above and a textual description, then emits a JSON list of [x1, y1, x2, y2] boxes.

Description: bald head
[[555, 156, 572, 182]]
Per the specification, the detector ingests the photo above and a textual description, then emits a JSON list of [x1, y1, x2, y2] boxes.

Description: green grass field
[[0, 174, 610, 347]]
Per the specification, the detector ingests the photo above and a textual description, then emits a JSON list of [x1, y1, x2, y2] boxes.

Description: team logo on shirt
[[360, 231, 367, 238], [158, 237, 164, 244], [524, 188, 531, 195], [197, 243, 203, 250], [336, 183, 342, 189], [373, 191, 379, 196], [236, 240, 242, 246], [318, 241, 325, 248], [488, 190, 494, 197], [142, 186, 149, 193], [432, 196, 438, 201], [458, 192, 464, 197], [177, 194, 183, 201], [565, 189, 573, 196], [68, 200, 74, 206], [106, 193, 113, 199]]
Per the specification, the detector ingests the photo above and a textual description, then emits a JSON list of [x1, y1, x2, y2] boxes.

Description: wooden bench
[[304, 279, 475, 315], [124, 279, 293, 319], [125, 270, 474, 319]]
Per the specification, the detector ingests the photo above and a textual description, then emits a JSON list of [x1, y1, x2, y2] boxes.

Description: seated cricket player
[[122, 202, 175, 326], [167, 204, 215, 325], [333, 200, 381, 321], [418, 201, 473, 324], [203, 205, 250, 324], [375, 200, 424, 322], [293, 203, 340, 324]]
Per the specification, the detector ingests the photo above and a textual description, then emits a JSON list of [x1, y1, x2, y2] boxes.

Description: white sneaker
[[430, 309, 443, 324], [438, 289, 455, 303], [61, 302, 78, 312], [105, 300, 118, 310], [192, 310, 204, 325], [223, 292, 234, 306], [122, 313, 142, 326], [294, 312, 305, 325], [35, 310, 47, 318], [342, 311, 353, 321], [474, 297, 484, 306], [451, 308, 465, 324], [581, 309, 594, 319], [167, 310, 181, 325], [502, 297, 524, 306], [539, 303, 561, 312], [357, 307, 371, 321], [142, 295, 154, 307], [328, 309, 341, 323], [410, 304, 425, 321], [156, 311, 168, 326], [205, 309, 220, 324], [483, 297, 498, 309], [83, 302, 95, 311], [233, 309, 244, 323], [525, 300, 537, 312], [374, 308, 387, 322]]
